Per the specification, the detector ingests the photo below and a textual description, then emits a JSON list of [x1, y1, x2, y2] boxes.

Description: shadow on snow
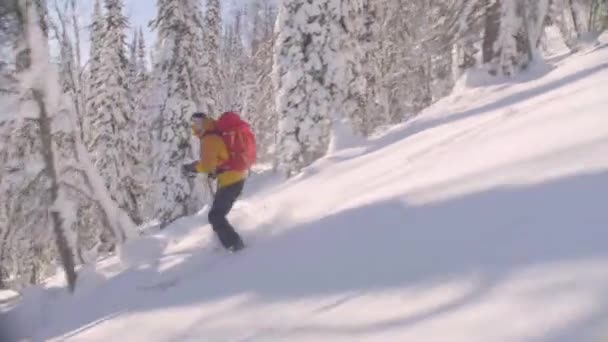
[[41, 169, 608, 341]]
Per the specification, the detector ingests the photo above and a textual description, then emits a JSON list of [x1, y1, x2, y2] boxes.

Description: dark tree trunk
[[483, 0, 501, 64], [16, 0, 77, 293], [568, 0, 580, 36], [0, 227, 11, 288]]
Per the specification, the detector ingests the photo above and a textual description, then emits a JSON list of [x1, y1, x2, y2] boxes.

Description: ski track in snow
[[3, 37, 608, 342]]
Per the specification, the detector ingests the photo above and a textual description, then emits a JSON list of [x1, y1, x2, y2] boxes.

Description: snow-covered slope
[[10, 38, 608, 342]]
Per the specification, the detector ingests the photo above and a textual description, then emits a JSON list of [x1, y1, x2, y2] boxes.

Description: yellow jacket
[[194, 119, 246, 188]]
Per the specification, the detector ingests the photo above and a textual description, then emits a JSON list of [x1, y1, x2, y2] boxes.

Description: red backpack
[[212, 112, 257, 172]]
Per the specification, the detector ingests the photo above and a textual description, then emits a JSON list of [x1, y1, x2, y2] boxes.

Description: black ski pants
[[208, 179, 244, 249]]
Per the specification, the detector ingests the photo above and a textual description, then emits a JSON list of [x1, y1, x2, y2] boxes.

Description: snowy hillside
[[7, 37, 608, 342]]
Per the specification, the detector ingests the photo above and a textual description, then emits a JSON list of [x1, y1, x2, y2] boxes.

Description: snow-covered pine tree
[[248, 0, 264, 54], [44, 1, 114, 264], [486, 0, 526, 76], [547, 0, 605, 50], [243, 0, 278, 165], [523, 0, 550, 57], [221, 7, 246, 111], [57, 25, 76, 93], [201, 0, 222, 115], [426, 1, 460, 101], [339, 0, 392, 137], [129, 26, 152, 222], [453, 0, 485, 78], [549, 0, 577, 49], [52, 0, 139, 265], [361, 0, 392, 127], [89, 0, 143, 224], [136, 27, 148, 91], [127, 28, 138, 105], [84, 0, 104, 150], [147, 0, 211, 225], [339, 0, 368, 136], [485, 0, 550, 76], [274, 0, 341, 176]]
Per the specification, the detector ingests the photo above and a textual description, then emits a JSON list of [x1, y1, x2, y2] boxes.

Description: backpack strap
[[202, 129, 221, 138], [201, 130, 230, 174]]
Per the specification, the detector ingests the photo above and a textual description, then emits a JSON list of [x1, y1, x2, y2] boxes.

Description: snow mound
[[74, 265, 107, 295], [0, 290, 18, 303], [118, 235, 168, 267]]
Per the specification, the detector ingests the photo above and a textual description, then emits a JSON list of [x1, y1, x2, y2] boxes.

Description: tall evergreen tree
[[201, 0, 222, 115], [136, 27, 148, 88], [484, 0, 550, 76], [128, 28, 138, 104], [221, 8, 246, 111], [274, 0, 341, 176], [89, 0, 142, 223], [84, 0, 104, 149], [242, 0, 278, 166], [147, 0, 210, 225], [339, 0, 392, 137]]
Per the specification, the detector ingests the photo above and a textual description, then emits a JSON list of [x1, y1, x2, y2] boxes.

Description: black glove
[[181, 162, 197, 177]]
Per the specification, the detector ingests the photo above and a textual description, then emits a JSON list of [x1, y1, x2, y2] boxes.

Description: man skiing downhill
[[182, 112, 255, 252]]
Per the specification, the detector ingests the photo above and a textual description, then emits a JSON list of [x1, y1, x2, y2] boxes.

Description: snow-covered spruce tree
[[484, 0, 550, 76], [221, 8, 246, 111], [274, 0, 342, 176], [84, 0, 104, 151], [548, 0, 606, 50], [147, 0, 211, 226], [89, 0, 143, 224], [358, 0, 485, 121], [523, 0, 550, 56], [356, 0, 434, 122], [338, 0, 368, 136], [50, 0, 87, 139], [129, 26, 153, 222], [201, 0, 222, 115], [548, 0, 579, 50], [57, 26, 76, 93], [360, 0, 392, 129], [243, 0, 278, 165], [361, 0, 424, 122], [338, 0, 393, 137], [136, 27, 149, 92], [48, 6, 113, 263], [453, 0, 486, 78], [128, 28, 138, 104]]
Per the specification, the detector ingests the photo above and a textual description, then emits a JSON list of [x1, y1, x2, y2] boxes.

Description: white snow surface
[[10, 38, 608, 341]]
